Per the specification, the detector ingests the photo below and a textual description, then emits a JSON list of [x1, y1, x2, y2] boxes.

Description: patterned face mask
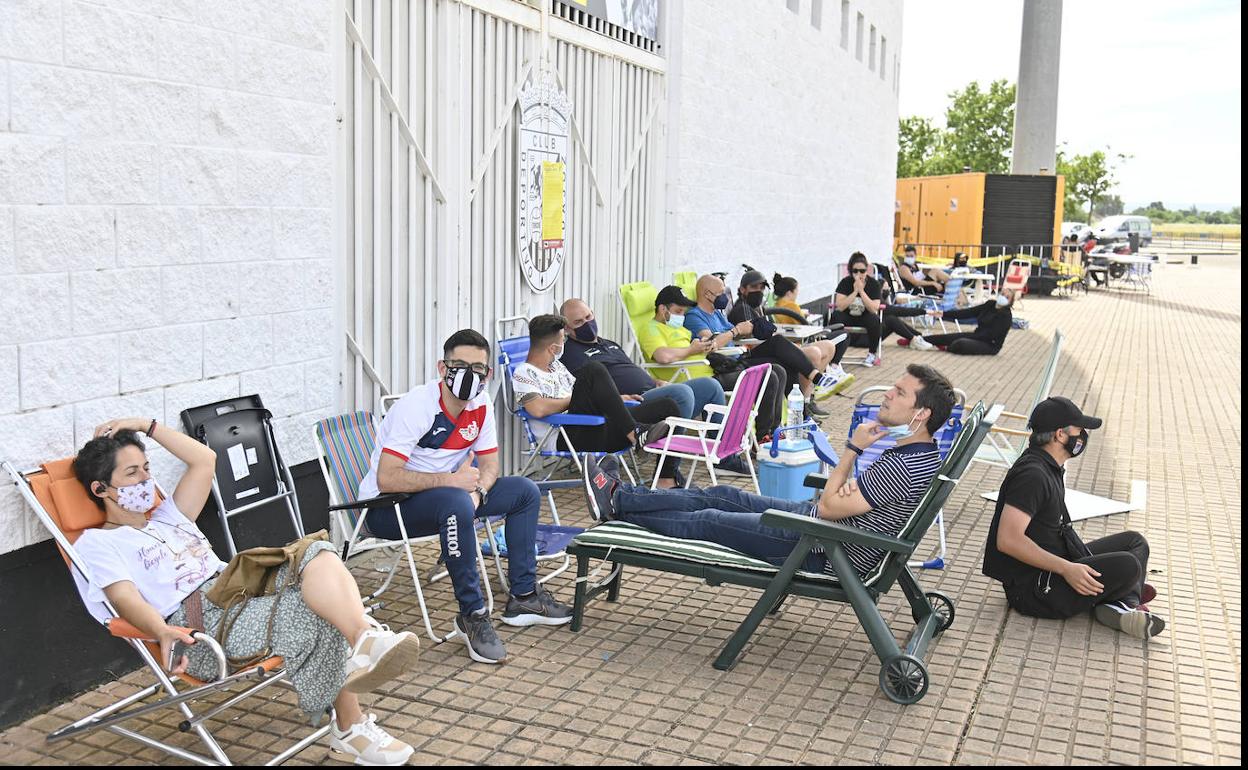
[[112, 478, 157, 514]]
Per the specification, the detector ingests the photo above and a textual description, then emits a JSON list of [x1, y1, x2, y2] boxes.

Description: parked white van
[[1092, 215, 1152, 246]]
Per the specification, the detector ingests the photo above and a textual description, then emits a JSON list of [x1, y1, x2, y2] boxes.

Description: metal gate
[[337, 0, 668, 467]]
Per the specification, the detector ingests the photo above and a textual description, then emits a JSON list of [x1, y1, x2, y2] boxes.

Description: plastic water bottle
[[786, 384, 805, 432]]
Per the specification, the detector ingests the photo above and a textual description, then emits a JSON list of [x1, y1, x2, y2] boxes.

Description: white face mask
[[112, 478, 157, 514], [552, 343, 565, 360]]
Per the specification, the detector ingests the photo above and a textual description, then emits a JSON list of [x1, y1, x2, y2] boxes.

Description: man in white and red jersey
[[358, 329, 571, 664]]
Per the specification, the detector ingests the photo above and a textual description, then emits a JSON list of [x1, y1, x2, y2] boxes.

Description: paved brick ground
[[1, 254, 1240, 765]]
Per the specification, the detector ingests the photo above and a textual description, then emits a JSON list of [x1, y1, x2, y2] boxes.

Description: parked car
[[1062, 221, 1089, 239], [1092, 215, 1152, 246]]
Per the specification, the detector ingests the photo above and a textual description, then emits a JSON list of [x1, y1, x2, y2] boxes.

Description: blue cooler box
[[757, 439, 821, 501]]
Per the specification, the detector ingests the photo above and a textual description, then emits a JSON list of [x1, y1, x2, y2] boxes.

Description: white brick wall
[[668, 0, 902, 301], [0, 0, 337, 555]]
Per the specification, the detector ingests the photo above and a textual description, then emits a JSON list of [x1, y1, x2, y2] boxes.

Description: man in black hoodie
[[922, 288, 1018, 355]]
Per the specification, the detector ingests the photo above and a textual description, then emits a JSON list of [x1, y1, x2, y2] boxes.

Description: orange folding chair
[[2, 458, 330, 765]]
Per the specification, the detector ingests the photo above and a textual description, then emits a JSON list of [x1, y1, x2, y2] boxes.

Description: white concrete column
[[1011, 0, 1063, 174]]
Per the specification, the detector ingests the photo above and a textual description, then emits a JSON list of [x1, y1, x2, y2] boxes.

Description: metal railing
[[1150, 234, 1240, 253]]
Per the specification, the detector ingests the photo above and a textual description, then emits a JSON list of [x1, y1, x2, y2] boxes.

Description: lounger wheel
[[925, 590, 955, 635], [879, 654, 929, 705]]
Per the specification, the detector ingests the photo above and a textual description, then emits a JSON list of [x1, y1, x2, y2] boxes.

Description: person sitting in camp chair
[[983, 397, 1166, 639], [360, 328, 575, 666], [72, 419, 419, 765], [897, 244, 948, 295], [517, 313, 685, 487], [727, 269, 852, 413], [580, 365, 957, 579]]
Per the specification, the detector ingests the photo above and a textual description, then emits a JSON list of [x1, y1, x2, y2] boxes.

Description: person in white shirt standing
[[358, 329, 572, 665]]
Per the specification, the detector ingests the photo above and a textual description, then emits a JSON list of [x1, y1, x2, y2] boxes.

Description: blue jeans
[[613, 482, 826, 572], [367, 476, 540, 615], [643, 378, 725, 421]]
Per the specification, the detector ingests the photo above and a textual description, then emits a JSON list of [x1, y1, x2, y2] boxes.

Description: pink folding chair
[[642, 364, 772, 491]]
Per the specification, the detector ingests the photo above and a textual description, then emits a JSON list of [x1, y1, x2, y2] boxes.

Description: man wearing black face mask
[[983, 397, 1165, 639], [361, 329, 574, 665]]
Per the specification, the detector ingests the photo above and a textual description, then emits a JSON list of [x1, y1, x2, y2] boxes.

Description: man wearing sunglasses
[[359, 329, 572, 665]]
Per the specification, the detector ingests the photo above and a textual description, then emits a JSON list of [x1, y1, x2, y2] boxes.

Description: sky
[[898, 0, 1242, 211]]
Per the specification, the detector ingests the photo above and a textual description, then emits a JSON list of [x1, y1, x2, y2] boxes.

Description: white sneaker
[[825, 363, 848, 380], [910, 336, 935, 351], [813, 371, 854, 399], [330, 713, 414, 765], [343, 619, 421, 694], [863, 353, 880, 367]]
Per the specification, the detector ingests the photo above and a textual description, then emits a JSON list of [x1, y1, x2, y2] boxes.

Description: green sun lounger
[[567, 400, 1001, 704]]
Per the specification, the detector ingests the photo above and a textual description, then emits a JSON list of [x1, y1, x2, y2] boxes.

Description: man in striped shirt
[[581, 364, 956, 578]]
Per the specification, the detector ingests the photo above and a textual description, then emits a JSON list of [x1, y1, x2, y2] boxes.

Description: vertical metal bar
[[424, 0, 436, 383], [390, 0, 402, 392], [407, 0, 418, 392], [371, 0, 383, 412], [352, 0, 365, 409]]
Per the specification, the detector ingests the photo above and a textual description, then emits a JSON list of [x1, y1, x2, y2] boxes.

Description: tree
[[1093, 194, 1124, 219], [896, 79, 1016, 177], [897, 116, 942, 178], [1057, 148, 1129, 223], [938, 80, 1016, 174]]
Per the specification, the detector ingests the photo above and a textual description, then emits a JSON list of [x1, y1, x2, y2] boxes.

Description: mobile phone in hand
[[167, 640, 190, 671]]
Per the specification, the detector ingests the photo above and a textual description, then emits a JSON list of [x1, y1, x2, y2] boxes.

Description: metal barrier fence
[[1151, 234, 1240, 253]]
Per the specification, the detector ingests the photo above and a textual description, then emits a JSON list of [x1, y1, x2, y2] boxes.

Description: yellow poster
[[541, 161, 565, 249]]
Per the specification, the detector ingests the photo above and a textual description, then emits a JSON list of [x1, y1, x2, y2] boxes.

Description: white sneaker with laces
[[825, 363, 848, 380], [863, 353, 879, 367], [343, 618, 420, 694], [910, 336, 935, 351], [330, 713, 414, 765]]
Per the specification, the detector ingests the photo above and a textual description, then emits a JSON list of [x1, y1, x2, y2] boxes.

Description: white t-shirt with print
[[511, 360, 577, 443], [357, 378, 499, 500], [73, 497, 226, 624]]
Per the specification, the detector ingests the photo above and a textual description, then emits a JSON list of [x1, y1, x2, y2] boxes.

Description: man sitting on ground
[[982, 397, 1165, 638], [360, 329, 573, 665], [581, 365, 957, 581], [515, 314, 683, 485]]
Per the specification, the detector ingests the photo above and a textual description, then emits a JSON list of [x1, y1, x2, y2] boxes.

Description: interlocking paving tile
[[0, 255, 1239, 765]]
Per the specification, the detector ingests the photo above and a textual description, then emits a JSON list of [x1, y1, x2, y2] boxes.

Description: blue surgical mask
[[666, 313, 685, 329], [883, 411, 923, 440], [996, 294, 1010, 307]]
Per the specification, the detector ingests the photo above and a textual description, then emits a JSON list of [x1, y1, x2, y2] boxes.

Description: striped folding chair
[[312, 411, 493, 643]]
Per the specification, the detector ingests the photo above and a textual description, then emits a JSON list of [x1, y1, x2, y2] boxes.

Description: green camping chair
[[568, 400, 1002, 704], [672, 271, 698, 302], [971, 328, 1063, 469], [617, 280, 708, 384]]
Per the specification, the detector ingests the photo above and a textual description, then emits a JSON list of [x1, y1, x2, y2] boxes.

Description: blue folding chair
[[920, 272, 973, 333], [495, 316, 640, 484], [769, 385, 967, 569]]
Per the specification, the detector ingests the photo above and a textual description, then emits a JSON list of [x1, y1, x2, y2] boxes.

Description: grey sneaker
[[454, 610, 507, 664], [805, 397, 830, 418], [581, 455, 619, 522], [501, 585, 573, 627], [1094, 601, 1166, 639], [715, 453, 752, 477]]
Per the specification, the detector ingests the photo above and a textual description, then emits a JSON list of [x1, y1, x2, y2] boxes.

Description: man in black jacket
[[922, 288, 1018, 355]]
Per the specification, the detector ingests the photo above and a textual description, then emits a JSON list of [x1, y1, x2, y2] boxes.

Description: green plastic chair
[[617, 280, 707, 383], [568, 400, 1002, 704], [672, 271, 697, 302]]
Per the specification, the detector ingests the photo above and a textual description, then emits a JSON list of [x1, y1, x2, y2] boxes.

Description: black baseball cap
[[655, 285, 696, 308], [739, 270, 769, 289], [1028, 396, 1103, 432]]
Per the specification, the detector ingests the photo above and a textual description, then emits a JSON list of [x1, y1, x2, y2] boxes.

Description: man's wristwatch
[[474, 486, 488, 506]]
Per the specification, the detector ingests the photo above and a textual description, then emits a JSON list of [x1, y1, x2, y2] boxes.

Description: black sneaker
[[581, 455, 619, 522], [805, 398, 830, 418], [1094, 601, 1167, 639], [501, 585, 573, 627], [453, 610, 507, 664], [715, 453, 752, 477], [636, 420, 670, 450]]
